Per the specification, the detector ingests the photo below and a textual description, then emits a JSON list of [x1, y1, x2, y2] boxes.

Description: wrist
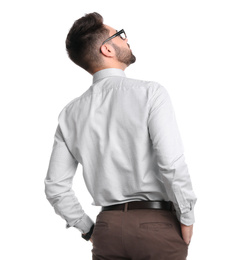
[[81, 224, 95, 241]]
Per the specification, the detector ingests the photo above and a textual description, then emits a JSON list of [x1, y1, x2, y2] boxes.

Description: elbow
[[44, 178, 53, 201], [44, 178, 73, 205], [44, 178, 60, 201]]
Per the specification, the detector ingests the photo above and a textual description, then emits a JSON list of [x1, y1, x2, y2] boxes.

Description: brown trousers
[[91, 208, 188, 260]]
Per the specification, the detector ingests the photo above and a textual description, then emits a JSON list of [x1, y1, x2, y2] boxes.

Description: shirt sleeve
[[44, 124, 94, 233], [147, 83, 197, 226]]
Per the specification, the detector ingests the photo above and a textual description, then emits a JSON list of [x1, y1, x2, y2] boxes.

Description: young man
[[44, 12, 197, 260]]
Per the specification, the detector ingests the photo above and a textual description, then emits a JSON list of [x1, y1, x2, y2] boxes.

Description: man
[[44, 12, 197, 260]]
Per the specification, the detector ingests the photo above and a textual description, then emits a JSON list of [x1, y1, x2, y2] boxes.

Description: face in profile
[[104, 25, 136, 67]]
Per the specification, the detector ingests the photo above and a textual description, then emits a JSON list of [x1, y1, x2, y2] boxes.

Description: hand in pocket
[[180, 223, 193, 245]]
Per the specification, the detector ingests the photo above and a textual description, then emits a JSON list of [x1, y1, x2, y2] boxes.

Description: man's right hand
[[180, 223, 193, 245]]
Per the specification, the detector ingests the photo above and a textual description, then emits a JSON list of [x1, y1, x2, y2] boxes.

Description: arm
[[147, 84, 197, 228], [44, 124, 94, 234]]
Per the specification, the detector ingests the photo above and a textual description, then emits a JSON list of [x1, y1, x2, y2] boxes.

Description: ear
[[100, 44, 115, 58]]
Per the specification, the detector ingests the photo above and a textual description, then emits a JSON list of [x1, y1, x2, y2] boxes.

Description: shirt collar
[[92, 68, 126, 84]]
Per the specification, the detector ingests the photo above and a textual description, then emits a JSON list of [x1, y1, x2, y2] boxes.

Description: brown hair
[[65, 12, 109, 73]]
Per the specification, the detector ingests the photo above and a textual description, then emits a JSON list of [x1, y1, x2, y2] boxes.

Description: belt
[[101, 201, 173, 212]]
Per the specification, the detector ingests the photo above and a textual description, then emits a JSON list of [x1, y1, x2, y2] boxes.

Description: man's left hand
[[180, 223, 193, 245]]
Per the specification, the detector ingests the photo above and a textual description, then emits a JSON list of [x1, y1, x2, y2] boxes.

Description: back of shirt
[[45, 68, 197, 233]]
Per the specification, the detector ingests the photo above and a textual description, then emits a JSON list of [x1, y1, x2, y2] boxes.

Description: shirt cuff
[[179, 208, 195, 226], [70, 213, 95, 234]]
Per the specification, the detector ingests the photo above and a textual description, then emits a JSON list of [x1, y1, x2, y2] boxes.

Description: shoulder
[[57, 87, 92, 120], [124, 77, 168, 97]]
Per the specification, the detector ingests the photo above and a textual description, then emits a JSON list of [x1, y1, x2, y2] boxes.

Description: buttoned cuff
[[66, 213, 95, 234], [179, 209, 195, 226]]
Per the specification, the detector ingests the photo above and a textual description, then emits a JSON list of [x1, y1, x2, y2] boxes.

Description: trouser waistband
[[101, 200, 174, 212]]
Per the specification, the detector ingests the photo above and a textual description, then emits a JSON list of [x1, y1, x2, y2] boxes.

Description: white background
[[1, 0, 239, 259]]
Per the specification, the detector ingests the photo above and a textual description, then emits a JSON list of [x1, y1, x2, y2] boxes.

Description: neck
[[91, 63, 127, 75]]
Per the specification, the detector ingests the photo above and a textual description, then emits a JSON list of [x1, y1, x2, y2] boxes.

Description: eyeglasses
[[102, 29, 127, 45]]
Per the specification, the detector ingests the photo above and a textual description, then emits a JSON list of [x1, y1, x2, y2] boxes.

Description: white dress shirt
[[44, 68, 197, 234]]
